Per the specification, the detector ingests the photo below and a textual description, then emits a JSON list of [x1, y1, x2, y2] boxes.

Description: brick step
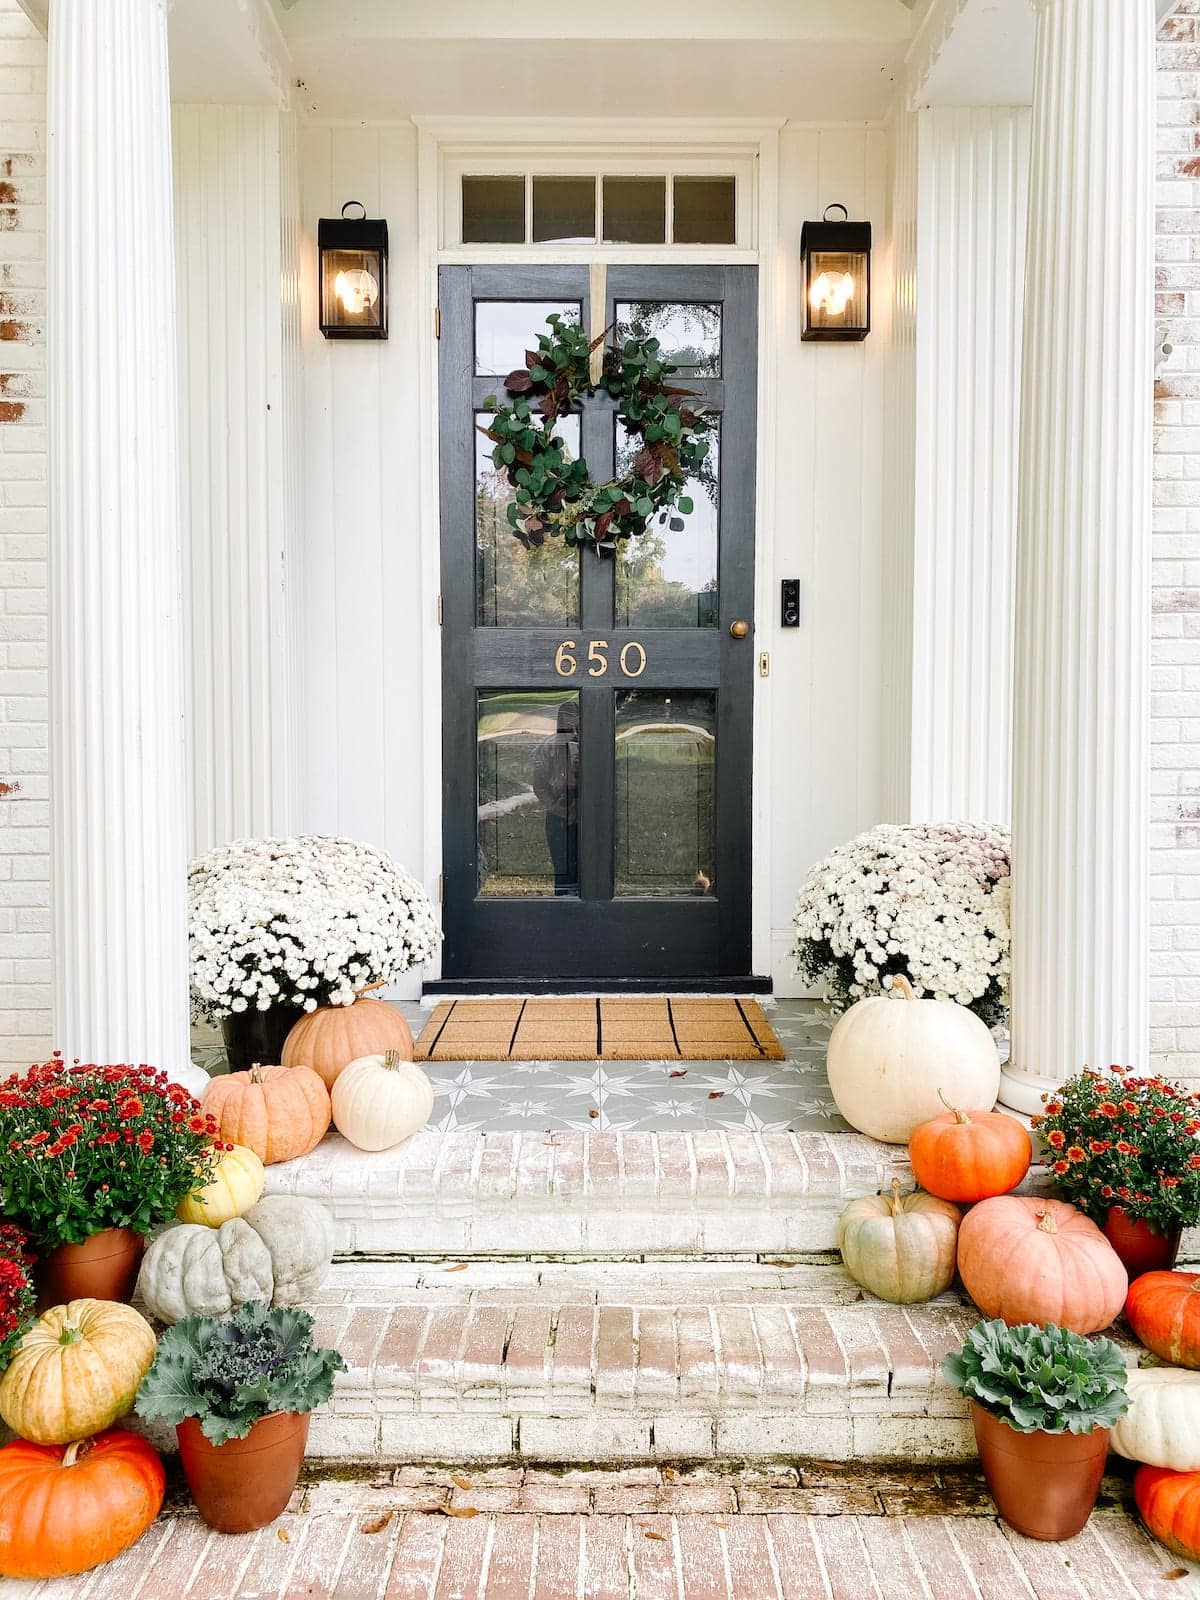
[[264, 1128, 1200, 1263], [135, 1259, 993, 1467]]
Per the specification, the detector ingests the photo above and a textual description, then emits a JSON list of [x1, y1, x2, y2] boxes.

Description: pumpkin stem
[[887, 1177, 906, 1213], [938, 1089, 970, 1124], [383, 1049, 401, 1070], [355, 981, 386, 999], [1035, 1208, 1058, 1235], [250, 1062, 264, 1084], [890, 974, 917, 1002], [61, 1438, 92, 1468], [57, 1321, 83, 1347]]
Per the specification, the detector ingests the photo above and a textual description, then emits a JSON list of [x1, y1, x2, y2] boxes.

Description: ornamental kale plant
[[136, 1300, 346, 1445], [0, 1056, 222, 1249], [1033, 1067, 1200, 1234], [792, 822, 1011, 1026], [0, 1222, 35, 1373], [943, 1319, 1130, 1436]]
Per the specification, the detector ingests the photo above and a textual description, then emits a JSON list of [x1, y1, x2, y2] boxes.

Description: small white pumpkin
[[826, 975, 1001, 1144], [136, 1194, 335, 1324], [838, 1178, 961, 1304], [332, 1048, 435, 1152], [1111, 1368, 1200, 1470]]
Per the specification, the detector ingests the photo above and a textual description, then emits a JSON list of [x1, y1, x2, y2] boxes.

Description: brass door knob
[[729, 619, 750, 640]]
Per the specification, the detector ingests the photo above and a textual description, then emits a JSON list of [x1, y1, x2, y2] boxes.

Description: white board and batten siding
[[295, 121, 890, 995]]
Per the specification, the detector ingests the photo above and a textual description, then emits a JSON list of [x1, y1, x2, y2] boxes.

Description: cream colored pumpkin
[[332, 1049, 435, 1152], [0, 1300, 157, 1445], [176, 1143, 265, 1227], [136, 1194, 334, 1324], [1112, 1368, 1200, 1471], [838, 1179, 962, 1304], [826, 975, 1001, 1144]]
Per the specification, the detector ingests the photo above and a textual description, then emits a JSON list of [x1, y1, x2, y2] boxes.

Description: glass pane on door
[[477, 689, 580, 898], [476, 412, 581, 626], [614, 691, 716, 897], [615, 420, 720, 627], [614, 301, 722, 376], [475, 301, 582, 376]]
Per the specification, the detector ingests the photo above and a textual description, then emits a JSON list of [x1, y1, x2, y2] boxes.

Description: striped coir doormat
[[413, 997, 786, 1063]]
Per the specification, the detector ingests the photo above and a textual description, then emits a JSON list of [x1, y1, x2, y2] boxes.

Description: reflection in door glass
[[477, 690, 580, 898], [615, 691, 716, 898], [475, 301, 582, 377], [613, 302, 721, 377], [615, 420, 719, 627], [476, 412, 580, 626]]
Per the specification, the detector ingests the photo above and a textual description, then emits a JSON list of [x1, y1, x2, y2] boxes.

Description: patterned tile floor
[[191, 999, 851, 1135]]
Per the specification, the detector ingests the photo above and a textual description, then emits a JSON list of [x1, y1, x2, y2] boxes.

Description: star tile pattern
[[192, 999, 848, 1134]]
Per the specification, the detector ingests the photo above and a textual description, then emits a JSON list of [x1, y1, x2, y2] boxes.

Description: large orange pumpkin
[[956, 1195, 1127, 1334], [201, 1063, 330, 1165], [1135, 1466, 1200, 1563], [1126, 1271, 1200, 1370], [282, 995, 413, 1089], [908, 1100, 1031, 1203], [0, 1430, 164, 1580]]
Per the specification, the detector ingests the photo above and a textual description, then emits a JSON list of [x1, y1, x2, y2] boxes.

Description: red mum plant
[[1033, 1067, 1200, 1235], [0, 1055, 222, 1249], [0, 1222, 35, 1372]]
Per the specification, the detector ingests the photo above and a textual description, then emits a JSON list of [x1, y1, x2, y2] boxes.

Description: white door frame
[[414, 116, 783, 984]]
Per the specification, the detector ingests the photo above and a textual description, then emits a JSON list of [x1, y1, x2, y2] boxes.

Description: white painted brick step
[[138, 1260, 989, 1467]]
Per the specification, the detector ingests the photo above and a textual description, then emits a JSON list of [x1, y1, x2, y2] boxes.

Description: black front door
[[438, 264, 758, 982]]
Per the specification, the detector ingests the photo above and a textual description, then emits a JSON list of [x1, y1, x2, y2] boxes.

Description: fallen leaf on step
[[451, 1474, 474, 1491], [445, 1262, 469, 1272], [854, 1291, 865, 1302], [1166, 1571, 1190, 1582], [707, 1091, 725, 1100], [443, 1506, 478, 1519], [662, 1467, 679, 1482], [764, 1259, 797, 1269], [643, 1531, 668, 1542], [360, 1512, 394, 1535], [277, 1528, 291, 1543], [669, 1070, 687, 1079], [589, 1108, 600, 1119], [714, 1522, 728, 1530]]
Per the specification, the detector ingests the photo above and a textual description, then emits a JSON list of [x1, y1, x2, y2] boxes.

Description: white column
[[1002, 0, 1154, 1111], [47, 0, 205, 1093]]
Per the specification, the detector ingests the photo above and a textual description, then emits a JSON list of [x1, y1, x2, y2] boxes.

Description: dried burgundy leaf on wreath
[[525, 350, 542, 368], [504, 370, 533, 393], [538, 392, 559, 418]]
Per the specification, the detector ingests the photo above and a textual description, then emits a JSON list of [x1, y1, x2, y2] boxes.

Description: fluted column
[[48, 0, 204, 1092], [1001, 0, 1153, 1111]]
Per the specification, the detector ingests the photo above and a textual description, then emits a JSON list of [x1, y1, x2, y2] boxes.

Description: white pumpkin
[[826, 975, 1001, 1144], [137, 1194, 335, 1324], [1111, 1368, 1200, 1470], [332, 1048, 435, 1152]]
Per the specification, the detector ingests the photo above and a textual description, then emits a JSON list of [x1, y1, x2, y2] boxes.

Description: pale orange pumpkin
[[281, 995, 414, 1089], [201, 1063, 330, 1165], [956, 1194, 1127, 1335]]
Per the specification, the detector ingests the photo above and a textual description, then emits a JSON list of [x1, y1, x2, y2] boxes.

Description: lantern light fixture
[[319, 200, 388, 340], [801, 203, 871, 342]]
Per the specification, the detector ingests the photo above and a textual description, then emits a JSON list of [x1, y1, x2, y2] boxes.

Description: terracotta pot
[[34, 1226, 145, 1311], [1103, 1207, 1183, 1278], [220, 1004, 305, 1074], [972, 1402, 1109, 1541], [176, 1410, 310, 1533]]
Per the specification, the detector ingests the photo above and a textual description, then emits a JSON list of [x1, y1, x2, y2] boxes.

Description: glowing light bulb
[[335, 267, 380, 318], [810, 269, 856, 320]]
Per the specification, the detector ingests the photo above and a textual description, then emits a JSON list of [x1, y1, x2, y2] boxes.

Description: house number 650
[[554, 639, 647, 679]]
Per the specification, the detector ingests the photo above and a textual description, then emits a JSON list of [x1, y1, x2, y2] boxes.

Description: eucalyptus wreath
[[481, 313, 711, 553]]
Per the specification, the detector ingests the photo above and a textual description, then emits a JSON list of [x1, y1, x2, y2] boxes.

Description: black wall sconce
[[801, 204, 871, 342], [319, 201, 388, 339]]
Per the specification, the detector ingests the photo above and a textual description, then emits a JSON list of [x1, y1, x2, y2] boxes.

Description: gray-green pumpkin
[[137, 1194, 335, 1324], [837, 1179, 961, 1304]]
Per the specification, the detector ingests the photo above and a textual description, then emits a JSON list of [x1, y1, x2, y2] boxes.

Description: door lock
[[729, 619, 750, 640]]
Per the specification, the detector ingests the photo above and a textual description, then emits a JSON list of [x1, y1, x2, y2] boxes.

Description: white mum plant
[[188, 835, 442, 1020], [792, 822, 1011, 1027]]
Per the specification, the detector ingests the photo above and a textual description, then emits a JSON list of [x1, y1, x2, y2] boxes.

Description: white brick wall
[[0, 0, 48, 1066], [1153, 5, 1200, 1080]]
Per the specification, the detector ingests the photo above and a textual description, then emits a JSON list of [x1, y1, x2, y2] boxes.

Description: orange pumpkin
[[1135, 1466, 1200, 1563], [1126, 1271, 1200, 1370], [0, 1430, 164, 1580], [201, 1063, 330, 1165], [908, 1100, 1031, 1203], [956, 1195, 1127, 1334], [281, 995, 413, 1089]]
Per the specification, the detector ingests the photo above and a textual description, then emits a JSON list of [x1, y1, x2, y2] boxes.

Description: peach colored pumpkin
[[201, 1064, 330, 1166], [957, 1195, 1127, 1335], [281, 996, 414, 1089]]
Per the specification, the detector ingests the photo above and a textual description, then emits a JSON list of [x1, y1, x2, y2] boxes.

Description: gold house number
[[554, 639, 647, 679]]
